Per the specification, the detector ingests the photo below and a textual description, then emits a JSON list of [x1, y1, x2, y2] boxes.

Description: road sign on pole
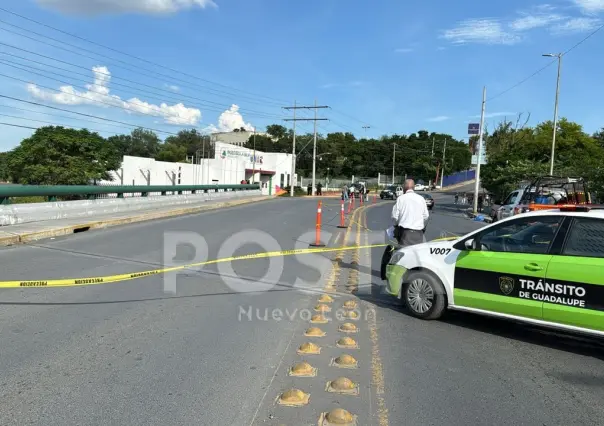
[[468, 123, 480, 135]]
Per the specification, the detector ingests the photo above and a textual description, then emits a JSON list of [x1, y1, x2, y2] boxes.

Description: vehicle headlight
[[389, 250, 405, 265]]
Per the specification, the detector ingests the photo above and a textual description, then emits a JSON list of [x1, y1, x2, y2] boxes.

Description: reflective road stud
[[289, 361, 317, 377], [325, 377, 359, 395], [319, 408, 357, 426], [339, 323, 358, 333], [318, 294, 334, 303], [304, 327, 326, 337], [297, 342, 321, 355], [311, 314, 329, 324], [336, 337, 359, 349], [343, 300, 357, 309], [315, 304, 331, 313], [277, 389, 310, 406], [331, 354, 358, 369]]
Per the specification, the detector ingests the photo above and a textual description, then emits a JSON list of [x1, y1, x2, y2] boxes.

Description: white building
[[213, 141, 295, 195], [102, 142, 295, 196]]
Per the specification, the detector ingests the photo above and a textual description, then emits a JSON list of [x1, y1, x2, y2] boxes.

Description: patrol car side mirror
[[464, 238, 480, 251]]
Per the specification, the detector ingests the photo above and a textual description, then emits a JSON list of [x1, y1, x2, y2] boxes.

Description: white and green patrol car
[[384, 206, 604, 337]]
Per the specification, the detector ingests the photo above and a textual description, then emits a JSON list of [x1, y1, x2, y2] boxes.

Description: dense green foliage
[[245, 124, 471, 183], [6, 127, 121, 185], [480, 118, 604, 202]]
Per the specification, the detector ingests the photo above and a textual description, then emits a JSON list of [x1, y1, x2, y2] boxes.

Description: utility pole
[[440, 138, 447, 189], [362, 125, 370, 133], [473, 86, 487, 214], [431, 136, 435, 158], [542, 53, 562, 175], [252, 127, 257, 184], [392, 143, 396, 184], [283, 102, 329, 196]]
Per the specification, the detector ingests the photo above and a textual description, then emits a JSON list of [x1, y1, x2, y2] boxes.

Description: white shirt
[[391, 190, 429, 230]]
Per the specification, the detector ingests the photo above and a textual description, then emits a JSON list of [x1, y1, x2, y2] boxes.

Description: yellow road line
[[361, 206, 390, 426]]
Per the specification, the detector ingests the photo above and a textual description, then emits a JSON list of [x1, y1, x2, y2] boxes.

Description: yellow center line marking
[[361, 206, 390, 426]]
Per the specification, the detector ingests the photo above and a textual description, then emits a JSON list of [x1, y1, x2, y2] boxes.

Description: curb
[[0, 195, 271, 247]]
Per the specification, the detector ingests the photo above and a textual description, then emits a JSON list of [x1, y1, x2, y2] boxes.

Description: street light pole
[[473, 86, 487, 214], [290, 100, 296, 197], [543, 53, 562, 176], [312, 99, 317, 196], [392, 143, 396, 185]]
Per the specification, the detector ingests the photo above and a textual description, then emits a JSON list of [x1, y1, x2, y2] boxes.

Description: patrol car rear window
[[562, 218, 604, 258]]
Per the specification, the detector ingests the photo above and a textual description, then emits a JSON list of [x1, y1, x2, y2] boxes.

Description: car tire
[[401, 270, 447, 320], [380, 195, 383, 199]]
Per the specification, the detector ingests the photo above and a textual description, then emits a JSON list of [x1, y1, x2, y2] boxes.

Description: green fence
[[0, 184, 260, 204]]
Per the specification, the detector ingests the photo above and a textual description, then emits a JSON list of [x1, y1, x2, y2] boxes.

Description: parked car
[[380, 185, 402, 200], [414, 183, 425, 191], [418, 192, 434, 210]]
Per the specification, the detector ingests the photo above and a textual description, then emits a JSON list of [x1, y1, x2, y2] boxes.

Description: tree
[[156, 142, 187, 163], [108, 128, 161, 159], [6, 126, 120, 185], [0, 152, 8, 181], [164, 129, 210, 157], [266, 124, 288, 140]]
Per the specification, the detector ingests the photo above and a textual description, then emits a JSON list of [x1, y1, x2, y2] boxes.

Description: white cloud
[[469, 112, 516, 119], [27, 65, 201, 125], [165, 84, 180, 92], [394, 48, 413, 53], [426, 115, 450, 122], [204, 105, 254, 133], [551, 17, 601, 33], [510, 5, 565, 31], [320, 83, 336, 89], [441, 18, 521, 45], [572, 0, 604, 14], [36, 0, 217, 15]]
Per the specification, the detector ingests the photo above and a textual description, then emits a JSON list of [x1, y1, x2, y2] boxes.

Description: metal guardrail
[[0, 184, 260, 204]]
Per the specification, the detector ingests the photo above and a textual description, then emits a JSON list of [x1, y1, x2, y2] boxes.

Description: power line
[[0, 121, 37, 130], [0, 112, 127, 135], [0, 103, 134, 130], [0, 7, 284, 103], [330, 107, 374, 128], [488, 21, 604, 102], [0, 56, 284, 120], [0, 94, 179, 135], [0, 45, 284, 119]]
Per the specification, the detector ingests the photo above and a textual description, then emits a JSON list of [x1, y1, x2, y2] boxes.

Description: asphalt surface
[[0, 193, 602, 425]]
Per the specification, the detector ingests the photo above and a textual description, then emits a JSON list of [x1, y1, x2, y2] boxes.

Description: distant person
[[342, 184, 349, 201], [316, 182, 323, 196], [478, 194, 484, 212], [391, 179, 430, 247], [307, 182, 312, 196], [454, 193, 459, 204]]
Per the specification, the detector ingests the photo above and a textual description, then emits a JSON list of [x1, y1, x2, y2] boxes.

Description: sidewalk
[[0, 195, 270, 246]]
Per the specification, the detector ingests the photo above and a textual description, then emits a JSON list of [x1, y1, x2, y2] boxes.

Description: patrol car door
[[453, 215, 564, 320], [543, 217, 604, 332]]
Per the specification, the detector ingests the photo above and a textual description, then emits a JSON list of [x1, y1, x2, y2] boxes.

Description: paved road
[[0, 194, 602, 425]]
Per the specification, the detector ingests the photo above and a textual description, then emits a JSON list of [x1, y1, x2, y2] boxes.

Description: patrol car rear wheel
[[402, 271, 446, 320]]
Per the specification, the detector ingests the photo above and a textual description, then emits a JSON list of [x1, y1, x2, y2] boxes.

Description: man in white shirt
[[391, 179, 429, 247]]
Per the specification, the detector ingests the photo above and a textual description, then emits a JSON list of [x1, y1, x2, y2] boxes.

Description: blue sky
[[0, 0, 603, 150]]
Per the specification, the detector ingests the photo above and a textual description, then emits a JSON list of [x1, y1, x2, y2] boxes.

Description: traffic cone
[[337, 199, 347, 228], [309, 200, 326, 247]]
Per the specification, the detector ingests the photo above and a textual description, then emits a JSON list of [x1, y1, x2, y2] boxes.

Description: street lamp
[[543, 53, 562, 176]]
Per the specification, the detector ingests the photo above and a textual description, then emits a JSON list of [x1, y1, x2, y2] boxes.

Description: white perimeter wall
[[213, 142, 294, 194], [103, 155, 247, 186]]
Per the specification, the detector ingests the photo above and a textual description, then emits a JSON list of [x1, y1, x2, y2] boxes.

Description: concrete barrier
[[0, 189, 262, 226]]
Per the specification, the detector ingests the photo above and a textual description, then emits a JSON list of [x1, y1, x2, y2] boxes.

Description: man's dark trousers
[[397, 227, 424, 247]]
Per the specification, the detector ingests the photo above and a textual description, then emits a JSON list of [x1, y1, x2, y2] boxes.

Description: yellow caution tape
[[0, 243, 388, 289]]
